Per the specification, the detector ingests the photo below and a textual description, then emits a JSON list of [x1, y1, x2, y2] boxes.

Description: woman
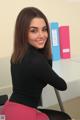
[[1, 7, 71, 120]]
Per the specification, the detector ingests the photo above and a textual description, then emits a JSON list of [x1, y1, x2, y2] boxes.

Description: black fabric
[[38, 108, 71, 120], [0, 95, 8, 105], [9, 45, 67, 108]]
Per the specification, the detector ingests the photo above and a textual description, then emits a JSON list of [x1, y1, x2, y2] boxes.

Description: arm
[[32, 56, 67, 91], [48, 58, 52, 67], [42, 62, 67, 91]]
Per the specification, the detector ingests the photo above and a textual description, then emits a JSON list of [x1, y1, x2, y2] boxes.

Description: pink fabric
[[1, 101, 49, 120]]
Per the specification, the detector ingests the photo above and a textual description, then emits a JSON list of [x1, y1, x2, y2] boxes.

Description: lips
[[38, 41, 44, 43], [37, 39, 46, 44]]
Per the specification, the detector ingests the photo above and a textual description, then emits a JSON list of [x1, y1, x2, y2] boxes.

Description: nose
[[38, 31, 44, 38]]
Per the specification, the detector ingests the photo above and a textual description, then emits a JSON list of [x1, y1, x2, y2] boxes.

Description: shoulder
[[29, 50, 46, 65], [22, 49, 47, 65]]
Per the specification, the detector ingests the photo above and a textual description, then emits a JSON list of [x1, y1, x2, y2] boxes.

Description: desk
[[53, 58, 80, 83], [53, 58, 80, 111], [0, 57, 12, 96], [42, 58, 80, 111]]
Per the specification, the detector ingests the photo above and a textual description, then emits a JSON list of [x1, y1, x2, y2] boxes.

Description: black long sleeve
[[10, 46, 67, 108], [31, 54, 67, 91]]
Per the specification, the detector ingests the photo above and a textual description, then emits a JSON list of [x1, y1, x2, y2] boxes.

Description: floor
[[47, 97, 80, 120]]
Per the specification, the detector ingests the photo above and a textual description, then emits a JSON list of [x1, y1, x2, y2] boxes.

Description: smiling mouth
[[38, 42, 45, 45], [38, 39, 46, 43]]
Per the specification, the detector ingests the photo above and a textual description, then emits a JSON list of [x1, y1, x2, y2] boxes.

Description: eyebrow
[[29, 26, 47, 29], [29, 26, 38, 29]]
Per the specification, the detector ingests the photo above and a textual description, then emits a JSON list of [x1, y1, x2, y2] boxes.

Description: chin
[[38, 46, 45, 49], [38, 44, 45, 48]]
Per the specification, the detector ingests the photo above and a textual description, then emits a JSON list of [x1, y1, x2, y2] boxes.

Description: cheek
[[45, 35, 48, 42], [28, 33, 37, 40], [28, 34, 37, 44], [45, 32, 48, 38]]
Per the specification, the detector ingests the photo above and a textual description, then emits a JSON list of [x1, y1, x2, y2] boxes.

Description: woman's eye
[[42, 27, 48, 32], [30, 29, 37, 33]]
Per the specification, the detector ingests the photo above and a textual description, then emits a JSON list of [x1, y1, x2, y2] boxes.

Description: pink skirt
[[1, 101, 49, 120]]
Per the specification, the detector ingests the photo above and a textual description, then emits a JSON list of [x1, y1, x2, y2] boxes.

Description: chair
[[38, 90, 71, 120], [0, 95, 8, 106], [0, 95, 8, 113], [0, 94, 71, 120]]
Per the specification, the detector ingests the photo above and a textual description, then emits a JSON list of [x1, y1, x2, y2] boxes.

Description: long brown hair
[[11, 7, 52, 63]]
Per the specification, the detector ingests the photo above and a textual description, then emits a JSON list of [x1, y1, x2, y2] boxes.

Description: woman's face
[[27, 18, 48, 49]]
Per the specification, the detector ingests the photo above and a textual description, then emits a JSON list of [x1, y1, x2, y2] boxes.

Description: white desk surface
[[0, 57, 11, 88], [42, 58, 80, 107], [52, 58, 80, 83]]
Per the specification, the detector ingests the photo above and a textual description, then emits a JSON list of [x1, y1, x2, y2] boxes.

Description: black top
[[9, 45, 67, 108]]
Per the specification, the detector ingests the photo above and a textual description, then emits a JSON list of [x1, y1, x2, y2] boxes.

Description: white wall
[[0, 0, 80, 58]]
